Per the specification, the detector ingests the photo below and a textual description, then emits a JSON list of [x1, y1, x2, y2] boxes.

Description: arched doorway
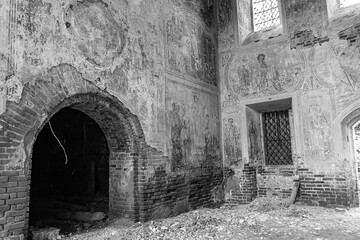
[[352, 120, 360, 206], [29, 107, 109, 233], [24, 92, 145, 235], [336, 105, 360, 207], [0, 65, 149, 238]]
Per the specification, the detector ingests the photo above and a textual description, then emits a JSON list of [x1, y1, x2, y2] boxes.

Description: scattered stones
[[335, 207, 347, 213], [62, 205, 360, 240], [31, 227, 60, 240]]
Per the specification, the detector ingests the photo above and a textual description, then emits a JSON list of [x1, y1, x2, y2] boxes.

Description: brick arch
[[333, 103, 360, 161], [28, 92, 144, 214], [0, 64, 146, 237]]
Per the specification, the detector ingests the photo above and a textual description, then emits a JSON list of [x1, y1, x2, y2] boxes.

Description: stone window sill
[[240, 25, 286, 49]]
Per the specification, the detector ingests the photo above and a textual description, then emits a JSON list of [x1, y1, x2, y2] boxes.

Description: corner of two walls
[[143, 0, 223, 220]]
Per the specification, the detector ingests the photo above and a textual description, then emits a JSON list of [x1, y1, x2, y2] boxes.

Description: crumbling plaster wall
[[0, 0, 222, 237], [219, 0, 360, 206], [1, 0, 220, 158]]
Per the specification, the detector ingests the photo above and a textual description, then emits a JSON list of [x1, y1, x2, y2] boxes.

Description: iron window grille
[[252, 0, 281, 32], [262, 110, 292, 165]]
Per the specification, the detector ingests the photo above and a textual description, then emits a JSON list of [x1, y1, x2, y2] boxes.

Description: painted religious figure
[[165, 14, 216, 85], [218, 0, 231, 33], [248, 118, 259, 161], [237, 59, 250, 91], [167, 83, 220, 171], [224, 117, 241, 166], [169, 102, 185, 170], [306, 104, 332, 159], [257, 54, 268, 89], [225, 49, 305, 98]]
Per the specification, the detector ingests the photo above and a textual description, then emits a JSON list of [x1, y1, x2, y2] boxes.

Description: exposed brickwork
[[339, 23, 360, 46], [0, 170, 28, 239], [224, 164, 355, 209], [297, 168, 352, 207], [141, 165, 223, 221], [0, 64, 147, 237], [225, 164, 257, 204], [0, 64, 224, 238], [257, 166, 296, 199], [290, 30, 329, 49]]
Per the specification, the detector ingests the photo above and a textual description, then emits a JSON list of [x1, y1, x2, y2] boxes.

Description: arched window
[[252, 0, 281, 32]]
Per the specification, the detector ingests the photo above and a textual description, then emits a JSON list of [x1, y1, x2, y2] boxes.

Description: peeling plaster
[[257, 175, 294, 189], [4, 75, 23, 103], [6, 141, 26, 171], [63, 0, 126, 68]]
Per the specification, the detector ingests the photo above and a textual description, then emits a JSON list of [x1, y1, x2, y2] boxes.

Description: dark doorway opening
[[29, 107, 109, 235]]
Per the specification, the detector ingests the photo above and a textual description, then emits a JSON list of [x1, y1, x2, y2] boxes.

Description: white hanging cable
[[48, 120, 69, 164]]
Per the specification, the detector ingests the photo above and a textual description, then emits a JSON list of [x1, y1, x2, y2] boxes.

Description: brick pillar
[[238, 164, 257, 203], [226, 164, 257, 204]]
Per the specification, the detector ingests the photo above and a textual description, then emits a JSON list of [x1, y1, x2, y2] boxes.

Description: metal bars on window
[[252, 0, 281, 32], [262, 110, 292, 165], [339, 0, 360, 7]]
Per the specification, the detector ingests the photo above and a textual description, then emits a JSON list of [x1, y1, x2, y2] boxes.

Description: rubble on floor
[[60, 200, 360, 240], [31, 227, 60, 240], [29, 196, 109, 239]]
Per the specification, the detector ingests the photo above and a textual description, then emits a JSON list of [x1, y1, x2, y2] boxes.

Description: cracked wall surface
[[0, 0, 221, 171], [0, 0, 221, 238]]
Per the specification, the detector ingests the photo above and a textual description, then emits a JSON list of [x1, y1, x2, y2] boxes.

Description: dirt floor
[[59, 199, 360, 240]]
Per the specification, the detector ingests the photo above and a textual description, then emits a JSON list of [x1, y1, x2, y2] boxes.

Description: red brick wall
[[224, 165, 355, 208], [0, 64, 223, 238], [225, 164, 257, 204], [0, 64, 146, 237], [298, 168, 353, 207]]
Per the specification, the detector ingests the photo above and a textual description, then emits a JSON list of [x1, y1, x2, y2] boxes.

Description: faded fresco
[[165, 11, 217, 86], [302, 90, 334, 164], [284, 0, 324, 34], [307, 40, 360, 113], [172, 0, 215, 29], [0, 0, 222, 162], [166, 79, 220, 171], [199, 0, 215, 29], [335, 42, 360, 111], [0, 0, 219, 156], [246, 108, 263, 165], [218, 0, 235, 52], [0, 0, 16, 80], [338, 43, 360, 90], [224, 48, 305, 102], [0, 53, 8, 82], [222, 112, 242, 167], [308, 43, 346, 89], [217, 0, 360, 207], [63, 0, 126, 68], [218, 0, 232, 34]]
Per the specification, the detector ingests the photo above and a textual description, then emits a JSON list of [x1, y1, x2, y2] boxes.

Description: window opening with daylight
[[339, 0, 360, 7], [252, 0, 281, 32], [262, 110, 292, 165]]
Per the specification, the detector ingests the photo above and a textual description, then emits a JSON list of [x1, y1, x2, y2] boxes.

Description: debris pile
[[62, 203, 360, 240]]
